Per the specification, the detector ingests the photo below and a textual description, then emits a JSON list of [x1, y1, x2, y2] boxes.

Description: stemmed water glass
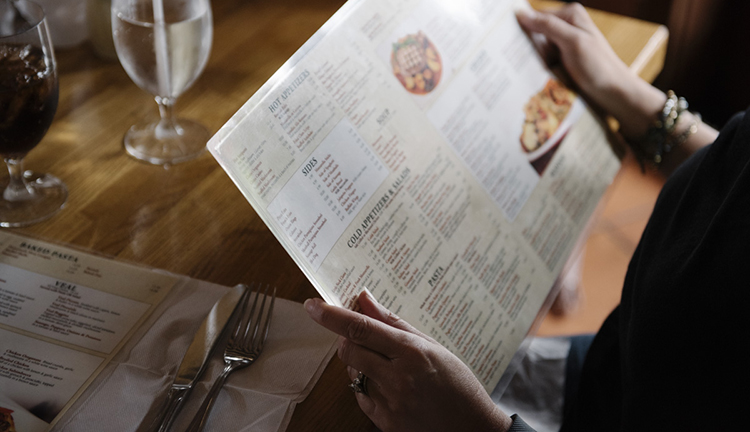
[[0, 0, 67, 227], [111, 0, 213, 166]]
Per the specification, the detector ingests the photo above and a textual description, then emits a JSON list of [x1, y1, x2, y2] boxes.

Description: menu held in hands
[[0, 232, 178, 431], [209, 0, 620, 393]]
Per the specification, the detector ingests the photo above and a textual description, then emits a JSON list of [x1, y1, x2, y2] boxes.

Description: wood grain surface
[[4, 1, 666, 430]]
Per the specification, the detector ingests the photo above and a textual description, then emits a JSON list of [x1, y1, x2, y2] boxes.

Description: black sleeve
[[508, 414, 536, 432]]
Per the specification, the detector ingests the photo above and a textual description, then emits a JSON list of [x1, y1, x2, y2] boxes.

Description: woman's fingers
[[306, 296, 513, 432], [305, 297, 411, 358], [347, 366, 383, 421], [548, 2, 597, 32], [336, 336, 390, 381], [357, 290, 434, 342], [346, 366, 393, 431], [516, 7, 579, 49]]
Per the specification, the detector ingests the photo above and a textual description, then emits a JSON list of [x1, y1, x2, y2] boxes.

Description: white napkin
[[53, 277, 338, 432], [494, 337, 570, 432]]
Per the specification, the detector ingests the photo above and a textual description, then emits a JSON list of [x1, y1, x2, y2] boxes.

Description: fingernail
[[516, 8, 537, 20], [362, 287, 375, 302], [304, 298, 317, 314]]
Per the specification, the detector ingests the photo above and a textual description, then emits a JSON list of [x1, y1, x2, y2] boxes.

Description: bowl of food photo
[[520, 79, 583, 163]]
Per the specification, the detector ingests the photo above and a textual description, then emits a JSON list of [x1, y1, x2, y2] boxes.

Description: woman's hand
[[516, 3, 666, 139], [516, 3, 717, 174], [305, 290, 512, 432]]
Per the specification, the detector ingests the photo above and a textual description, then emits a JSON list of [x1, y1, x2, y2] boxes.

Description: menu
[[0, 231, 179, 432], [209, 0, 620, 393]]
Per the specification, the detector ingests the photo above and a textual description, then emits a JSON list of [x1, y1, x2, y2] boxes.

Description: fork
[[185, 284, 276, 432]]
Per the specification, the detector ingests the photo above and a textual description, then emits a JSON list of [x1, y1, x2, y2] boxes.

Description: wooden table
[[6, 0, 666, 430]]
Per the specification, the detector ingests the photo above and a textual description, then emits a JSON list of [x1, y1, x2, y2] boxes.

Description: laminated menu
[[0, 231, 179, 431], [209, 0, 620, 393]]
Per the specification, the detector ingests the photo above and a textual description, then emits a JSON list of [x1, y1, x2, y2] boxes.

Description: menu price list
[[0, 264, 149, 353]]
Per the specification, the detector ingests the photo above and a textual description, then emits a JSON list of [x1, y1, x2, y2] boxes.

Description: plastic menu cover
[[208, 0, 619, 394]]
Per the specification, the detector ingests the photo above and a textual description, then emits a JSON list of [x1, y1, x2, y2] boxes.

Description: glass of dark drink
[[0, 0, 66, 227]]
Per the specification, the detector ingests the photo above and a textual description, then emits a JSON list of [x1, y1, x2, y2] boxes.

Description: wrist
[[613, 79, 667, 139], [626, 90, 704, 171]]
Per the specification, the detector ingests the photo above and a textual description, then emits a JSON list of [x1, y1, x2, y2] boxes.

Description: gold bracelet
[[632, 90, 699, 167]]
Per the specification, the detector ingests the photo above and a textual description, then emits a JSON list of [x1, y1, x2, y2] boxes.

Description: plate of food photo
[[520, 78, 583, 163]]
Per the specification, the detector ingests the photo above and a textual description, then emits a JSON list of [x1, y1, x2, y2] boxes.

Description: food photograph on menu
[[390, 31, 443, 95], [521, 78, 582, 173]]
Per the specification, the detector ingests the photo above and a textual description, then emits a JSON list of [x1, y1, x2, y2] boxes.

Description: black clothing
[[509, 414, 536, 431], [561, 108, 750, 430]]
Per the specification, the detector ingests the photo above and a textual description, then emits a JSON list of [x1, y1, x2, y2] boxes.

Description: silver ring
[[348, 371, 369, 396]]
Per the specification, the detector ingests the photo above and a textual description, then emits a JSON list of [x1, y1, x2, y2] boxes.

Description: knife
[[136, 284, 248, 432]]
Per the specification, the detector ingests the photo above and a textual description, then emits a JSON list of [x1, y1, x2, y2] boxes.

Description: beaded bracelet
[[632, 90, 700, 168]]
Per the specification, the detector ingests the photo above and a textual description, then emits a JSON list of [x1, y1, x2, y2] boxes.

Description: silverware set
[[142, 283, 276, 432], [186, 284, 276, 432]]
